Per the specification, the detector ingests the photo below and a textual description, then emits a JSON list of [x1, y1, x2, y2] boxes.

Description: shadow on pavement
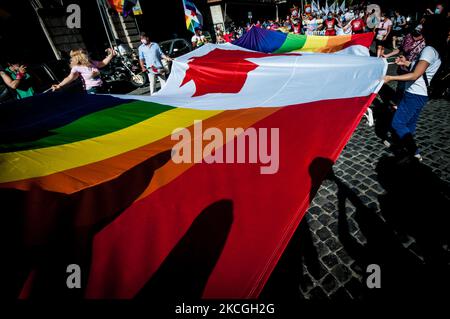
[[335, 155, 450, 299], [376, 156, 450, 268], [372, 84, 397, 143], [262, 156, 450, 301]]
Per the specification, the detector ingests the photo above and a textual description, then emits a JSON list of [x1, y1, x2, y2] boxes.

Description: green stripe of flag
[[0, 101, 173, 153], [274, 34, 307, 53]]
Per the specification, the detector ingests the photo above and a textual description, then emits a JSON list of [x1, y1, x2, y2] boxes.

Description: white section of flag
[[115, 43, 387, 110]]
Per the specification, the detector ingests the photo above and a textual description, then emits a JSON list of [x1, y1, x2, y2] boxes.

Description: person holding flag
[[384, 17, 445, 163], [290, 4, 300, 19], [138, 32, 172, 96]]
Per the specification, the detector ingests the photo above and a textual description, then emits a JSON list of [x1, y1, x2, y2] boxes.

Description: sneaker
[[365, 108, 374, 127], [414, 153, 423, 162]]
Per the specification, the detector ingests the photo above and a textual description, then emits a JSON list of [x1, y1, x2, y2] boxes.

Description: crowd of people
[[213, 3, 382, 43]]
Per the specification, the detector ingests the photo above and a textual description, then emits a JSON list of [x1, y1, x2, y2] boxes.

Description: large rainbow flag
[[1, 42, 386, 299], [233, 26, 374, 55]]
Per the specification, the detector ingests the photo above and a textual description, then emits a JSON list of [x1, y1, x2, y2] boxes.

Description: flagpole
[[96, 0, 115, 49]]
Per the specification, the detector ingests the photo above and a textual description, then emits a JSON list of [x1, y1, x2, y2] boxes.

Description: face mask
[[435, 8, 441, 14], [141, 39, 148, 45], [328, 16, 332, 19]]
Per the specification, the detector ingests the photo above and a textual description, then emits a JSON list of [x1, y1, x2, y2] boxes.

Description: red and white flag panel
[[11, 43, 387, 299], [124, 43, 386, 109], [84, 44, 387, 298]]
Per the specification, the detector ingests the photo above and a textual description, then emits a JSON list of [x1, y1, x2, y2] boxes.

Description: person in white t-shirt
[[375, 12, 393, 57], [384, 18, 445, 163], [191, 27, 208, 49]]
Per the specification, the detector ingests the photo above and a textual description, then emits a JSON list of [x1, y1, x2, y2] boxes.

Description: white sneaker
[[365, 108, 374, 127], [414, 154, 423, 162]]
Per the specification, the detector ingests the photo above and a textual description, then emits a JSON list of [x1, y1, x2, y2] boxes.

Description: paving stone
[[324, 238, 341, 251], [328, 221, 338, 234], [316, 241, 331, 258], [307, 218, 322, 231], [316, 227, 332, 241], [359, 195, 372, 205], [347, 218, 358, 234], [307, 262, 328, 281], [331, 264, 352, 284], [321, 253, 339, 269], [354, 230, 368, 245], [336, 248, 353, 265], [299, 273, 315, 293], [322, 202, 336, 213], [318, 214, 332, 226], [308, 206, 322, 216], [321, 274, 338, 294]]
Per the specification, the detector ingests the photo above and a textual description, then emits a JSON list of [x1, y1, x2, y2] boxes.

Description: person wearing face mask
[[350, 11, 366, 34], [384, 17, 446, 163], [375, 12, 393, 57], [427, 3, 445, 16], [292, 20, 301, 34], [322, 13, 342, 36], [383, 25, 426, 107], [138, 32, 172, 96], [0, 58, 34, 100], [192, 27, 208, 48]]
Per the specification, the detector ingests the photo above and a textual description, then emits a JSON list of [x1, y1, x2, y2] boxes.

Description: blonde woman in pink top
[[52, 48, 115, 94]]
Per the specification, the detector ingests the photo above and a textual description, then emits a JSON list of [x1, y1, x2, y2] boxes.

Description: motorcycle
[[100, 47, 147, 88]]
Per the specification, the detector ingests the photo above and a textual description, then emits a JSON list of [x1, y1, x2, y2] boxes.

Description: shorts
[[86, 85, 107, 94], [392, 29, 405, 37], [376, 38, 389, 47]]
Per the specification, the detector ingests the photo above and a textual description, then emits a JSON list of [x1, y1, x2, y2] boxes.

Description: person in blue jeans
[[383, 17, 446, 163]]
